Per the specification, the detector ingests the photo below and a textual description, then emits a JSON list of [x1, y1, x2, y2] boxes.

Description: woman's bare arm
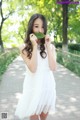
[[47, 44, 57, 71], [20, 44, 38, 73]]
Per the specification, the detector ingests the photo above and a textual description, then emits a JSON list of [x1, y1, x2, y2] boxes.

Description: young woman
[[15, 13, 57, 120]]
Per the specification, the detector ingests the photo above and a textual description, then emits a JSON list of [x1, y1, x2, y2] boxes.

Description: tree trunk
[[0, 0, 4, 52], [0, 0, 14, 52], [0, 23, 4, 52], [62, 4, 68, 51]]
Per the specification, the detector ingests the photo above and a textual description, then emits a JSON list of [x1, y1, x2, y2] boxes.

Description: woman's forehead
[[33, 18, 43, 25]]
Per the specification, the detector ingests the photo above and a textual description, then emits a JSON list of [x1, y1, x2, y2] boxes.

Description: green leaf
[[34, 32, 45, 39]]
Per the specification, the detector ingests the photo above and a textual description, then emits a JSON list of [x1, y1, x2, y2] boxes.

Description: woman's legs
[[30, 114, 39, 120], [30, 112, 48, 120], [40, 112, 48, 120]]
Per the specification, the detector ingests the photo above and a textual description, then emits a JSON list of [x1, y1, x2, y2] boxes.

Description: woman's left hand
[[45, 35, 51, 48]]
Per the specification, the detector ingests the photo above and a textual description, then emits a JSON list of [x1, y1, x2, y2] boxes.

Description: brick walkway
[[0, 56, 80, 120]]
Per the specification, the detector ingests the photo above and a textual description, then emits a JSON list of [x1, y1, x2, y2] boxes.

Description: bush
[[53, 42, 80, 51], [68, 43, 80, 51], [0, 48, 19, 76], [54, 42, 62, 48], [57, 49, 80, 77]]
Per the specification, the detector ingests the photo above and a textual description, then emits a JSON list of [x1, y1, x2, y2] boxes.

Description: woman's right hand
[[30, 33, 38, 47]]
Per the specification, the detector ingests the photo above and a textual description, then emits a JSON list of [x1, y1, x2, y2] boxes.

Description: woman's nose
[[38, 28, 42, 33]]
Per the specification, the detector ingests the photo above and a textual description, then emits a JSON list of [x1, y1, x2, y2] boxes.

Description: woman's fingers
[[30, 33, 38, 46], [30, 34, 37, 40], [30, 33, 34, 38]]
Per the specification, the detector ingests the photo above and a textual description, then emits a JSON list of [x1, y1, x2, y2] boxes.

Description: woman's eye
[[35, 26, 38, 28]]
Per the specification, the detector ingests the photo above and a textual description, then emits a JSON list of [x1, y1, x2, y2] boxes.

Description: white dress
[[15, 44, 56, 119]]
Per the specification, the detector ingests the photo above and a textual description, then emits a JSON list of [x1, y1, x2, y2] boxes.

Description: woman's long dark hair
[[22, 13, 47, 59]]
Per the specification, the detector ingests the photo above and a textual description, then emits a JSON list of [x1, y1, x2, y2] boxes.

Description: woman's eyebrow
[[34, 24, 39, 25]]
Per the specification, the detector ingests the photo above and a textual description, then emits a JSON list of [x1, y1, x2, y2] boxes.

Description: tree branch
[[18, 32, 24, 40]]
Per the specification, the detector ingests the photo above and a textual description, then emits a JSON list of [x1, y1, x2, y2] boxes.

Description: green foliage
[[1, 0, 80, 49], [0, 48, 19, 76], [34, 32, 45, 39], [53, 42, 62, 48], [54, 42, 80, 51], [68, 44, 80, 51], [57, 49, 80, 77], [68, 5, 80, 43], [69, 49, 80, 55]]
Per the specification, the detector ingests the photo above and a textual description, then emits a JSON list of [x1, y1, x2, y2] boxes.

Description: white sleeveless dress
[[15, 44, 56, 119]]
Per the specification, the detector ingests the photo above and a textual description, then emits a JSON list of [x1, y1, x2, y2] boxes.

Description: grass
[[69, 49, 80, 55], [0, 48, 19, 79], [57, 48, 80, 77]]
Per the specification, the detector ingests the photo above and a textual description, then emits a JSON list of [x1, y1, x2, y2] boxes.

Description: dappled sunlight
[[47, 95, 80, 119], [15, 92, 22, 99], [56, 102, 78, 113], [70, 97, 77, 102], [0, 56, 26, 119], [0, 91, 24, 120], [65, 106, 77, 113], [0, 96, 18, 120], [55, 63, 80, 81], [51, 63, 80, 119]]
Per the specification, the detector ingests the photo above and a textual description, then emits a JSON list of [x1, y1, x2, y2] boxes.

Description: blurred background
[[0, 0, 80, 77]]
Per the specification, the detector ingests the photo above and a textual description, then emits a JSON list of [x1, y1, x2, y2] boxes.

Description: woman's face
[[33, 18, 44, 34]]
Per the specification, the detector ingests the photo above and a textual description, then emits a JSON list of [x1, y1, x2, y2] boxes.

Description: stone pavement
[[0, 56, 80, 120]]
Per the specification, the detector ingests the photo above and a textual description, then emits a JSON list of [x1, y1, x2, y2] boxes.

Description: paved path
[[0, 56, 80, 120]]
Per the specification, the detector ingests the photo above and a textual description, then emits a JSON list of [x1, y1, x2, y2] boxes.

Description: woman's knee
[[40, 112, 48, 119], [30, 114, 38, 120]]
